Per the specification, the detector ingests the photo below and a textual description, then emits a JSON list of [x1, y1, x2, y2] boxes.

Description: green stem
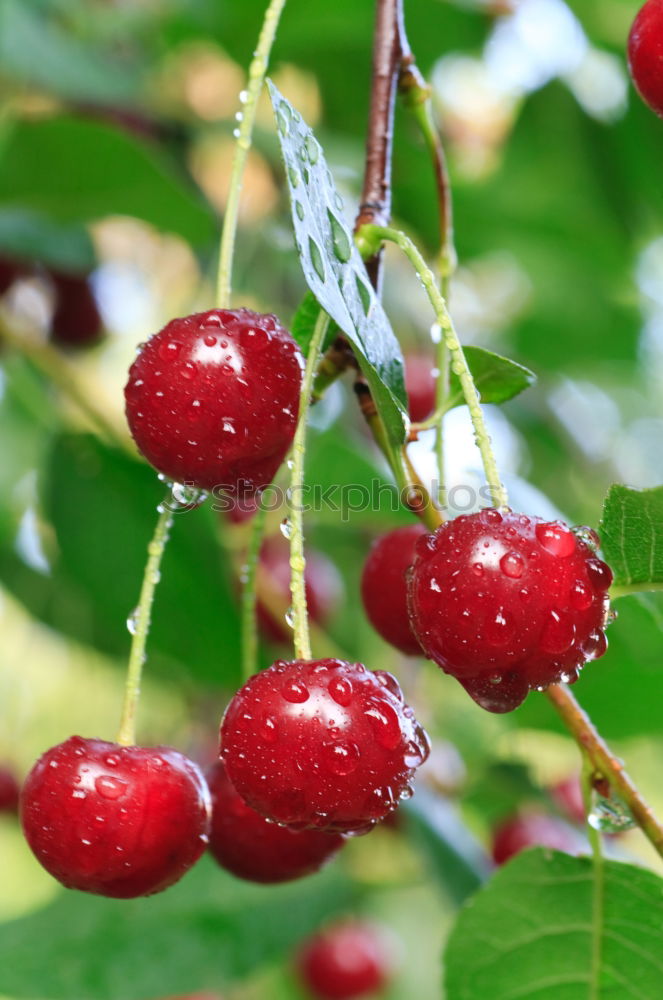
[[582, 758, 604, 1000], [610, 581, 663, 599], [240, 501, 268, 682], [215, 0, 288, 308], [116, 500, 173, 746], [359, 224, 507, 508], [288, 311, 329, 661]]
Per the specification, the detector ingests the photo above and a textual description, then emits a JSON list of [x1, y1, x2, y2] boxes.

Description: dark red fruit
[[49, 271, 103, 347], [20, 736, 210, 898], [0, 764, 20, 813], [360, 524, 426, 655], [257, 537, 342, 644], [492, 812, 584, 865], [206, 759, 343, 883], [296, 921, 392, 1000], [220, 659, 429, 833], [124, 309, 303, 493], [405, 354, 436, 423], [0, 256, 23, 295], [551, 774, 586, 826], [408, 509, 612, 712], [628, 1, 663, 118]]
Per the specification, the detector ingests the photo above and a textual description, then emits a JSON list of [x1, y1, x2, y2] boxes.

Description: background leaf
[[600, 484, 663, 589], [0, 208, 96, 272], [448, 347, 536, 410]]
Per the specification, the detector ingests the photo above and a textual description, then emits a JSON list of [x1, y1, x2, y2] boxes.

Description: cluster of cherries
[[17, 306, 613, 910]]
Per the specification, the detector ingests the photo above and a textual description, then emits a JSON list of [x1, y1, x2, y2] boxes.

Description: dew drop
[[308, 237, 326, 281], [500, 551, 525, 579], [569, 579, 593, 611], [181, 362, 197, 380], [95, 775, 129, 801], [586, 558, 613, 592], [399, 784, 414, 802], [364, 701, 402, 750], [485, 608, 514, 646], [281, 680, 310, 703], [328, 676, 353, 707], [480, 508, 503, 525], [573, 525, 600, 552], [259, 715, 279, 744], [280, 517, 292, 539], [540, 609, 576, 654], [581, 629, 608, 661], [535, 521, 576, 558], [323, 740, 360, 776], [203, 334, 217, 347], [284, 606, 295, 629], [472, 562, 484, 577], [589, 795, 636, 833], [327, 210, 352, 262], [105, 755, 119, 768], [157, 341, 181, 361], [71, 789, 86, 799]]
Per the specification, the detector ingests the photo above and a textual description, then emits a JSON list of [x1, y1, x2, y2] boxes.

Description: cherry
[[492, 811, 584, 865], [550, 774, 586, 826], [125, 308, 303, 493], [220, 659, 430, 833], [257, 537, 342, 644], [0, 256, 23, 296], [628, 1, 663, 118], [407, 509, 613, 712], [206, 760, 343, 883], [360, 524, 426, 655], [404, 353, 436, 422], [0, 764, 20, 813], [296, 921, 392, 1000], [20, 736, 210, 897], [49, 270, 104, 348]]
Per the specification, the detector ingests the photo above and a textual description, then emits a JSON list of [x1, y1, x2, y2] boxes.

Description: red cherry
[[124, 309, 303, 493], [628, 1, 663, 118], [360, 524, 426, 655], [49, 271, 104, 347], [0, 764, 20, 813], [407, 509, 612, 712], [296, 921, 392, 1000], [20, 736, 210, 897], [405, 354, 436, 423], [220, 659, 430, 833], [551, 774, 586, 826], [206, 760, 343, 883], [0, 256, 23, 296], [257, 537, 342, 644], [492, 812, 584, 865]]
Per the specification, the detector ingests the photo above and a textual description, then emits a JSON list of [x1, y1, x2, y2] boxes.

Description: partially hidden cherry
[[407, 509, 613, 712], [20, 736, 211, 897], [492, 811, 585, 865], [220, 659, 430, 833], [257, 537, 343, 644], [405, 354, 436, 423], [628, 1, 663, 118], [0, 764, 20, 813], [551, 774, 586, 826], [125, 309, 304, 493], [296, 921, 393, 1000], [206, 760, 343, 883], [49, 270, 104, 348], [360, 524, 426, 655]]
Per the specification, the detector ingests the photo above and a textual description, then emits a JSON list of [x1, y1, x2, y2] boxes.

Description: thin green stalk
[[610, 581, 663, 599], [116, 500, 173, 746], [240, 501, 268, 681], [216, 0, 287, 308], [288, 311, 330, 661], [359, 224, 507, 508]]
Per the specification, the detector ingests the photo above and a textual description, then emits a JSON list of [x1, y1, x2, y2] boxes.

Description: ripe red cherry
[[49, 270, 103, 347], [492, 812, 584, 865], [220, 659, 430, 833], [20, 736, 210, 897], [0, 764, 20, 813], [407, 509, 612, 712], [257, 537, 342, 644], [296, 921, 392, 1000], [124, 309, 303, 493], [628, 1, 663, 118], [360, 524, 426, 655], [206, 760, 343, 883], [405, 354, 436, 422]]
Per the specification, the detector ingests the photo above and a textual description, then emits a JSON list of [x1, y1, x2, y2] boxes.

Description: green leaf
[[0, 208, 96, 272], [0, 856, 358, 999], [290, 290, 337, 356], [267, 82, 408, 457], [445, 849, 663, 1000], [0, 117, 215, 246], [600, 484, 663, 592], [447, 347, 536, 410]]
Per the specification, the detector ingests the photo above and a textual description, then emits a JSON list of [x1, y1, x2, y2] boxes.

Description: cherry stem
[[215, 0, 288, 309], [116, 499, 173, 746], [288, 310, 330, 661], [358, 224, 507, 509], [240, 501, 268, 681], [547, 683, 663, 859]]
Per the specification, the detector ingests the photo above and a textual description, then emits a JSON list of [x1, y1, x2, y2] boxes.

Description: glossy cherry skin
[[257, 537, 343, 644], [405, 354, 436, 423], [360, 524, 426, 655], [20, 736, 211, 898], [296, 921, 392, 1000], [407, 509, 612, 712], [0, 764, 20, 813], [492, 812, 584, 865], [220, 659, 430, 834], [206, 760, 343, 883], [628, 1, 663, 118], [125, 308, 303, 493], [49, 271, 104, 347]]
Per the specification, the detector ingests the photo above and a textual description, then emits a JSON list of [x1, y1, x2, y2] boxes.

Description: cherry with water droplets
[[296, 920, 394, 1000], [628, 1, 663, 118], [360, 524, 427, 655], [220, 659, 430, 833], [20, 736, 211, 897]]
